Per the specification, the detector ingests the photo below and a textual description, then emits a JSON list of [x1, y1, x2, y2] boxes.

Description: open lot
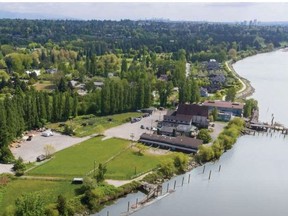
[[104, 110, 167, 140], [11, 132, 89, 163], [27, 136, 175, 180]]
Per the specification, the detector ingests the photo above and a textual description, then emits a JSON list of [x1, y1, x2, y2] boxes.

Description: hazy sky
[[1, 2, 288, 22]]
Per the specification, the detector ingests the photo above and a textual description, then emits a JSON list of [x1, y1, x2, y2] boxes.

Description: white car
[[42, 130, 53, 137]]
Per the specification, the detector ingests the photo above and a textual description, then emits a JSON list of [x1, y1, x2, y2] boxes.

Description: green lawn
[[27, 136, 175, 180], [28, 137, 129, 177], [0, 179, 80, 214], [106, 149, 175, 180], [47, 112, 143, 137]]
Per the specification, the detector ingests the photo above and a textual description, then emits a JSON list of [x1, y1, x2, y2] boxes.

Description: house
[[25, 69, 41, 76], [206, 59, 220, 71], [200, 87, 209, 97], [163, 104, 209, 128], [46, 68, 58, 74], [203, 100, 244, 117], [93, 81, 104, 89], [139, 133, 203, 153]]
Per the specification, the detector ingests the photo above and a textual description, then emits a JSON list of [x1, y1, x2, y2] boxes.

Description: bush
[[12, 157, 26, 176], [197, 129, 212, 144], [157, 159, 176, 178], [173, 153, 189, 174], [197, 145, 215, 162]]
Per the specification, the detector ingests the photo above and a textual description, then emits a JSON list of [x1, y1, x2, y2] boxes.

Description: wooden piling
[[136, 198, 138, 208], [174, 180, 176, 189], [208, 170, 212, 180], [127, 201, 130, 212], [166, 183, 169, 193], [202, 165, 206, 174], [182, 177, 184, 186], [188, 174, 191, 183], [219, 165, 222, 172], [107, 211, 109, 216]]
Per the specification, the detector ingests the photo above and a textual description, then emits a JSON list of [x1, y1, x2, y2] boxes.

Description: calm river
[[95, 49, 288, 216]]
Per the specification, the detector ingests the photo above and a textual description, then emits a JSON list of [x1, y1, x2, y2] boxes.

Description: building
[[164, 104, 209, 128], [206, 59, 220, 71], [203, 100, 244, 117], [200, 87, 209, 97], [139, 133, 203, 153], [26, 69, 41, 76]]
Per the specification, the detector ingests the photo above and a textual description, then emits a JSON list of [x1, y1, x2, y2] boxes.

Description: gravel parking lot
[[0, 164, 13, 174], [10, 132, 90, 163], [104, 110, 167, 140]]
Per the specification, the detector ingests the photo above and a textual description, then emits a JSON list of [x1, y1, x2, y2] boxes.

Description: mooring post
[[219, 165, 222, 172], [208, 170, 212, 180], [203, 165, 206, 174], [136, 198, 138, 208], [173, 180, 176, 190], [188, 174, 191, 183], [166, 183, 169, 193], [107, 211, 109, 216], [182, 176, 184, 186]]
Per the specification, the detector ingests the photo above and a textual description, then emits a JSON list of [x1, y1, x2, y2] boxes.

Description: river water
[[95, 49, 288, 216]]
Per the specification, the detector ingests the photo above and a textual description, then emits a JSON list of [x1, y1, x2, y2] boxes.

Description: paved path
[[106, 171, 153, 187], [0, 164, 13, 174]]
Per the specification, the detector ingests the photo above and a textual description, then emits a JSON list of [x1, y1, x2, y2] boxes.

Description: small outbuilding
[[72, 178, 84, 184]]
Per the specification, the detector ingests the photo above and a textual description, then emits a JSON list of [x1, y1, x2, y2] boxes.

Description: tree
[[12, 157, 26, 176], [57, 195, 68, 216], [157, 159, 175, 178], [58, 77, 67, 92], [243, 98, 258, 118], [211, 107, 218, 121], [15, 192, 45, 216], [197, 129, 212, 144], [173, 153, 189, 173], [197, 145, 215, 162], [225, 87, 236, 102], [96, 163, 107, 183], [228, 48, 237, 61], [44, 144, 56, 158]]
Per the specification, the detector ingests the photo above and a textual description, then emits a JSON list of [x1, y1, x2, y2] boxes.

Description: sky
[[0, 1, 288, 22]]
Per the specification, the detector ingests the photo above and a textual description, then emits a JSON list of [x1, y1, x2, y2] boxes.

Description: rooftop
[[177, 104, 209, 117], [139, 133, 203, 150], [203, 100, 244, 109]]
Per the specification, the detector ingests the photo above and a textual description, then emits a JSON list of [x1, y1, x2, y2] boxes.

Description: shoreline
[[225, 60, 255, 100]]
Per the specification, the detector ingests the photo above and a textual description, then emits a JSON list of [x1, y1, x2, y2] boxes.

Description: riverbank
[[225, 60, 255, 100]]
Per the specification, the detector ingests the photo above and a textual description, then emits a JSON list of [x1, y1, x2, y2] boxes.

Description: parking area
[[10, 132, 90, 163], [104, 110, 167, 141]]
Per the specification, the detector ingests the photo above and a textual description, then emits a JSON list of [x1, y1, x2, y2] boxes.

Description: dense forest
[[0, 19, 288, 162]]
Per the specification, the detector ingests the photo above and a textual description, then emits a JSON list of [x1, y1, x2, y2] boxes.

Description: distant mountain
[[0, 10, 74, 20]]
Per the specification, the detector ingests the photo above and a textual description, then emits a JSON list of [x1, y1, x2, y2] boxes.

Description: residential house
[[200, 87, 209, 97], [206, 59, 220, 71]]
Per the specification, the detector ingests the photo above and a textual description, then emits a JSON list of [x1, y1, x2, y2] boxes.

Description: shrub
[[197, 145, 215, 162], [197, 129, 212, 144], [173, 153, 189, 174]]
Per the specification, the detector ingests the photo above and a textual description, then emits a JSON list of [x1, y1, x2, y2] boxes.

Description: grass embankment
[[197, 117, 245, 162], [47, 112, 143, 137], [27, 136, 175, 180]]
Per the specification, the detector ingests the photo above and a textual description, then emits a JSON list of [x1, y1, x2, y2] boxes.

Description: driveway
[[104, 110, 167, 141], [11, 132, 90, 163]]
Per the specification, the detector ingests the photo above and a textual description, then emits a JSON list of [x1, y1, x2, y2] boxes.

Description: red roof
[[203, 101, 244, 109], [177, 104, 209, 117]]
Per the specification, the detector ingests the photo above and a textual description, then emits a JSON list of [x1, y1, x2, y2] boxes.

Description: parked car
[[140, 125, 145, 129], [36, 154, 46, 162], [146, 127, 150, 130]]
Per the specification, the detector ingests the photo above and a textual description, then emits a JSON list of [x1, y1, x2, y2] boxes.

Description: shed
[[72, 178, 83, 184]]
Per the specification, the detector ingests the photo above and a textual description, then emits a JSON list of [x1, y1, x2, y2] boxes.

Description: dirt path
[[106, 171, 153, 187]]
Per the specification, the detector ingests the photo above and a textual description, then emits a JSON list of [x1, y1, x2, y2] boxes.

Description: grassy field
[[47, 112, 143, 137], [106, 149, 175, 180], [33, 80, 55, 91], [0, 179, 80, 214], [27, 136, 175, 180]]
